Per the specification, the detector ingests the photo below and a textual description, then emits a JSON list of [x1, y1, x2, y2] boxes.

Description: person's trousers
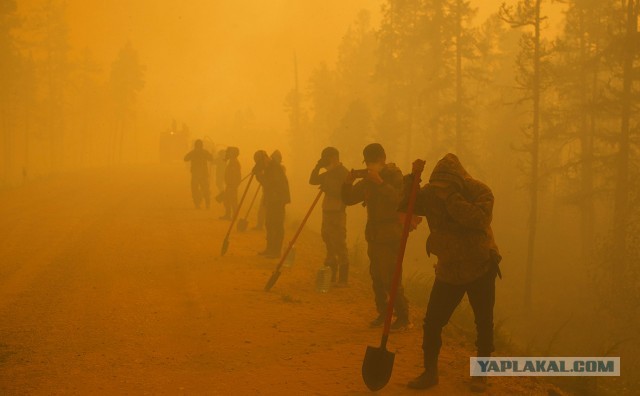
[[422, 266, 497, 365], [321, 211, 349, 281], [224, 186, 238, 217], [191, 176, 210, 208], [265, 202, 285, 255], [256, 196, 265, 229], [367, 241, 408, 319]]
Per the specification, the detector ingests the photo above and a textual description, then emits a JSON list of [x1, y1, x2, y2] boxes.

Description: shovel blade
[[264, 270, 281, 292], [237, 218, 248, 232], [362, 345, 395, 392], [283, 246, 296, 268], [220, 237, 229, 256]]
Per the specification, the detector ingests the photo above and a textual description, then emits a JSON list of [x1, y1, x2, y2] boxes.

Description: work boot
[[407, 357, 438, 389], [471, 352, 490, 392], [369, 314, 385, 328], [470, 376, 487, 393], [338, 263, 349, 284], [390, 316, 412, 331]]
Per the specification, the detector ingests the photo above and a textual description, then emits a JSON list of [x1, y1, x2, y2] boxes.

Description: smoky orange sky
[[18, 0, 508, 138]]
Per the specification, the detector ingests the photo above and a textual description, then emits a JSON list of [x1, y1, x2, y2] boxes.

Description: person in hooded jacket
[[402, 153, 501, 393]]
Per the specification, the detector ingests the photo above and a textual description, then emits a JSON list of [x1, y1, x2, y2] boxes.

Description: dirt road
[[0, 165, 563, 395]]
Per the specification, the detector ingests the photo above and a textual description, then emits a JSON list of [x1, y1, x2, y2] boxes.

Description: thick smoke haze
[[1, 0, 638, 395]]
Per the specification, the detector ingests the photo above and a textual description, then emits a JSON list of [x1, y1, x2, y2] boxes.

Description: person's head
[[226, 146, 239, 160], [271, 150, 283, 165], [194, 139, 203, 150], [429, 153, 466, 191], [321, 146, 340, 169], [363, 143, 386, 171], [254, 150, 270, 167]]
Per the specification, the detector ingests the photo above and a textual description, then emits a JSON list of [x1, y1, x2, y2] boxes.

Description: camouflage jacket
[[342, 163, 403, 243], [410, 176, 500, 285]]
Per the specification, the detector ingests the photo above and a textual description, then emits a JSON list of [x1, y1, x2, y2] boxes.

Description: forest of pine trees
[[0, 0, 146, 184], [293, 1, 640, 392]]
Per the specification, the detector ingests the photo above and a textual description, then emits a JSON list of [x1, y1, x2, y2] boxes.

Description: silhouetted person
[[404, 153, 501, 392], [221, 147, 241, 220], [254, 150, 290, 259], [184, 139, 213, 209], [213, 149, 227, 194], [342, 143, 410, 330], [310, 147, 350, 285], [253, 194, 265, 231]]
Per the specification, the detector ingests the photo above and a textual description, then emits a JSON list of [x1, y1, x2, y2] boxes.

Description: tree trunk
[[524, 0, 542, 312], [2, 104, 10, 183], [578, 9, 595, 264], [612, 0, 635, 285], [455, 0, 464, 157]]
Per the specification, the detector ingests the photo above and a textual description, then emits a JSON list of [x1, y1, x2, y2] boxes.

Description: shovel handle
[[223, 174, 255, 242], [380, 160, 425, 348], [273, 189, 324, 274], [240, 172, 252, 183], [242, 184, 262, 221]]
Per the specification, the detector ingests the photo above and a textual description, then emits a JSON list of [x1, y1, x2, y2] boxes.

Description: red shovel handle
[[380, 159, 425, 348]]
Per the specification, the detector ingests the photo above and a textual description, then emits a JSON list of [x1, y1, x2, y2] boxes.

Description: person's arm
[[444, 182, 493, 230], [254, 163, 268, 185], [184, 151, 192, 162], [309, 164, 324, 186]]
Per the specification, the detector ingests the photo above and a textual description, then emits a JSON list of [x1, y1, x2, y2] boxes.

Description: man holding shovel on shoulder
[[402, 153, 501, 393], [309, 147, 350, 286], [342, 143, 411, 330]]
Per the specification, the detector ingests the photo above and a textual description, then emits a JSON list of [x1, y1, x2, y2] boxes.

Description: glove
[[412, 159, 426, 175]]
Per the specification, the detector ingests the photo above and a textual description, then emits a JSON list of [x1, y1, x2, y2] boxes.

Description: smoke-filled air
[[1, 0, 638, 395]]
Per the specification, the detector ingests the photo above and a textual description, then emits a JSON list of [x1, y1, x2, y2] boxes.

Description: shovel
[[221, 174, 255, 256], [362, 159, 425, 391], [264, 189, 323, 291], [237, 185, 262, 232]]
